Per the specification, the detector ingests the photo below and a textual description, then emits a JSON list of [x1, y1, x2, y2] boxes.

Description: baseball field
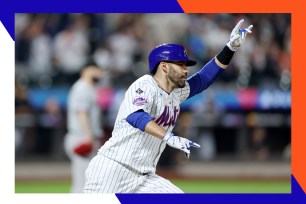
[[15, 179, 290, 193]]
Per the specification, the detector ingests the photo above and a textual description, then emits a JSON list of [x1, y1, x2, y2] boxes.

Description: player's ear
[[160, 61, 168, 73]]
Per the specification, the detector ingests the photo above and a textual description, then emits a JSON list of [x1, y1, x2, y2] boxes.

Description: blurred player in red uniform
[[64, 63, 104, 193]]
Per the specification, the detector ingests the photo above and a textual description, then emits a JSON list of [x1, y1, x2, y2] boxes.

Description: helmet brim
[[186, 60, 197, 67], [163, 59, 197, 67]]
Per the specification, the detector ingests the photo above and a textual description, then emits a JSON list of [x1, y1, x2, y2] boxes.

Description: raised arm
[[187, 19, 253, 99]]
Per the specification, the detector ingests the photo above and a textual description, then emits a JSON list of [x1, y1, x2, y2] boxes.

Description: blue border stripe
[[13, 0, 183, 12], [0, 0, 183, 40], [116, 193, 295, 204], [116, 175, 305, 204], [0, 0, 14, 39]]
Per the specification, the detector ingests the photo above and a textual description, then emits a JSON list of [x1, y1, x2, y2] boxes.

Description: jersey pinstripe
[[98, 74, 190, 174]]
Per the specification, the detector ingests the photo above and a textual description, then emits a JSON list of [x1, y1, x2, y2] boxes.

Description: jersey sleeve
[[70, 86, 92, 112], [123, 80, 155, 117]]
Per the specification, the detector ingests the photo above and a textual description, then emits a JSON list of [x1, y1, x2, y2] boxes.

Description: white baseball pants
[[83, 154, 183, 193]]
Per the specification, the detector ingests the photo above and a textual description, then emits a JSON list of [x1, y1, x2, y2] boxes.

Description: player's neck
[[81, 76, 94, 86], [153, 75, 174, 93]]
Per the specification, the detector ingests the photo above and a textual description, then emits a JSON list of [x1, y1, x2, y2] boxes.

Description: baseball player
[[83, 19, 253, 193], [64, 63, 104, 193]]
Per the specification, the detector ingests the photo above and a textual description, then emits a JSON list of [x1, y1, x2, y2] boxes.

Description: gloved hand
[[163, 131, 200, 159], [227, 19, 253, 51], [74, 142, 93, 157]]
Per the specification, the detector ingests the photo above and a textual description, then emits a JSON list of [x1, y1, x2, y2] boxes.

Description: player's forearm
[[126, 110, 166, 139], [144, 120, 166, 139]]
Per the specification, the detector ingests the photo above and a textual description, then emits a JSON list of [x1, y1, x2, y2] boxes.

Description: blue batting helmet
[[148, 43, 197, 73]]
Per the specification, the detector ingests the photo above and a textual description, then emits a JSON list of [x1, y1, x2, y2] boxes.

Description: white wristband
[[162, 131, 173, 142]]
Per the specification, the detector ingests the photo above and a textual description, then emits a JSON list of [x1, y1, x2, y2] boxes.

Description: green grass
[[15, 180, 290, 193], [15, 181, 71, 193]]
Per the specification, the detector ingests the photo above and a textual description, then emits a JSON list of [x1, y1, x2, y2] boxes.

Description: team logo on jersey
[[133, 96, 148, 106], [135, 88, 143, 94], [154, 106, 179, 127]]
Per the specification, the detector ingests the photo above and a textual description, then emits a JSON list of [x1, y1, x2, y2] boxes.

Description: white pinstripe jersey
[[98, 75, 190, 173]]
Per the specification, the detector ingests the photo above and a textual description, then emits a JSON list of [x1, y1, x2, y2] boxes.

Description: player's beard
[[168, 65, 186, 88], [92, 76, 101, 85]]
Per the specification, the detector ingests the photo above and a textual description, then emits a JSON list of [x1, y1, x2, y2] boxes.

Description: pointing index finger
[[190, 141, 201, 148], [233, 19, 244, 33]]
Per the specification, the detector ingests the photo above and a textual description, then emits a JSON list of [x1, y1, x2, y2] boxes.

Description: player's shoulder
[[70, 80, 92, 94], [172, 81, 190, 101], [173, 81, 190, 93], [124, 75, 158, 98], [130, 75, 156, 90]]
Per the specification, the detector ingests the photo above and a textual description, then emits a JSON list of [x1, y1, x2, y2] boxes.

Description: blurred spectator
[[193, 96, 219, 161], [93, 41, 115, 88], [244, 112, 269, 161], [15, 79, 35, 156], [282, 143, 291, 161], [35, 97, 65, 157], [107, 15, 139, 87], [144, 14, 189, 44], [246, 127, 269, 161], [53, 14, 90, 85], [27, 16, 53, 79], [15, 79, 31, 115]]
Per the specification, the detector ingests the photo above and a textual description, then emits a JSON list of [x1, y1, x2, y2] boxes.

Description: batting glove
[[226, 19, 253, 51], [163, 131, 200, 159]]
